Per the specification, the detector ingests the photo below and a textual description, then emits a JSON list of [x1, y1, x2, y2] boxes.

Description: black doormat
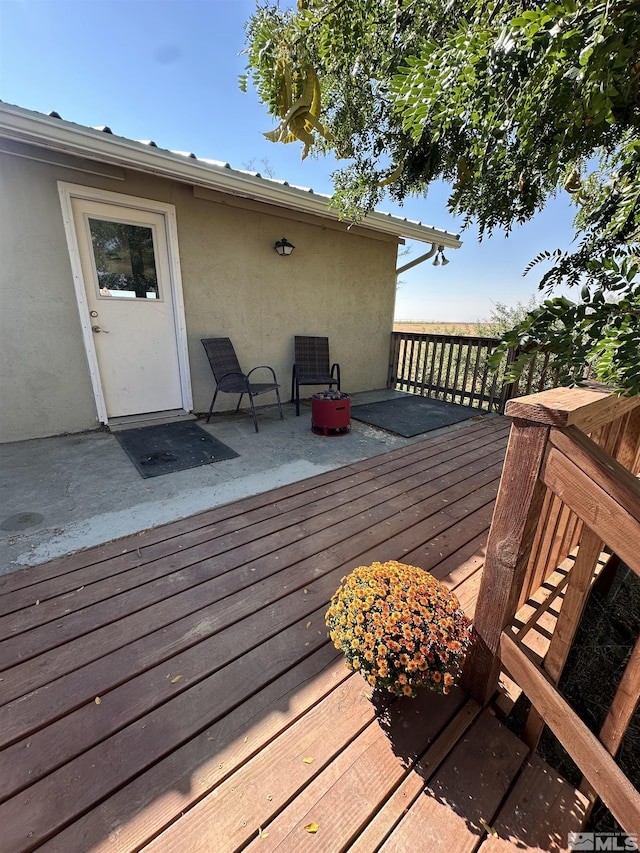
[[350, 395, 480, 438], [114, 421, 239, 478]]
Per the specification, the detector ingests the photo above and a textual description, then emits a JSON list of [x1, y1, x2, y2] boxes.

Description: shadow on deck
[[0, 418, 588, 851]]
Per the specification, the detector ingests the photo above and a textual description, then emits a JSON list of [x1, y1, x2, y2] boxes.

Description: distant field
[[393, 321, 496, 336]]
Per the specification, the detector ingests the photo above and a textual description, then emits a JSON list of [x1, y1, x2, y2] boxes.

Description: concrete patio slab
[[0, 390, 495, 574]]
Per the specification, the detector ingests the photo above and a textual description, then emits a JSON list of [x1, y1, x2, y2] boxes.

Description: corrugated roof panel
[[0, 101, 462, 246]]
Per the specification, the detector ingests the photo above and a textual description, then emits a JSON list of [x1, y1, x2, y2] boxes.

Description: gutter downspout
[[395, 243, 440, 276]]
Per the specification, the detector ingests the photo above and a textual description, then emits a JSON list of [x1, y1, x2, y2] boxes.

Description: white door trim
[[58, 181, 192, 423]]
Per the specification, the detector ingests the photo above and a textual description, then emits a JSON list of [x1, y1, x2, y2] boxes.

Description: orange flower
[[325, 561, 470, 699]]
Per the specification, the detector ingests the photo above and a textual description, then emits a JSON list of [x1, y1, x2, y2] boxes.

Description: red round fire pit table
[[311, 391, 351, 436]]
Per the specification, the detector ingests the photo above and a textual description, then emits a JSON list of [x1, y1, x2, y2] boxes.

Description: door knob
[[91, 325, 109, 333]]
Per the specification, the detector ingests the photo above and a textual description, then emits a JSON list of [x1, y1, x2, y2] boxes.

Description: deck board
[[345, 697, 482, 853], [240, 689, 469, 853], [377, 712, 528, 853], [0, 418, 588, 851], [478, 755, 590, 853]]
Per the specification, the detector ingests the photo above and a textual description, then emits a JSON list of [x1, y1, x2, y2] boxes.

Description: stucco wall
[[0, 151, 100, 441], [0, 144, 399, 443]]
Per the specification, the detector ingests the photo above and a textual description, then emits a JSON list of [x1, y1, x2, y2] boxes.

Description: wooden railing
[[462, 385, 640, 833], [389, 331, 561, 413]]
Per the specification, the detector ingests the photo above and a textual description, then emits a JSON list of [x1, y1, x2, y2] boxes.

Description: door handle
[[91, 325, 109, 333]]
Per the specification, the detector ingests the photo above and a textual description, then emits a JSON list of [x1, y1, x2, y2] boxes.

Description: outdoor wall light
[[274, 237, 295, 256], [432, 245, 449, 266]]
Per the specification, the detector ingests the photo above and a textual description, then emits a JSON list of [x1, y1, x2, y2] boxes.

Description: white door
[[66, 193, 188, 419]]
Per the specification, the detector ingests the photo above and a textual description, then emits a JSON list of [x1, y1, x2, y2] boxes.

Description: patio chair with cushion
[[201, 337, 283, 432], [291, 335, 341, 416]]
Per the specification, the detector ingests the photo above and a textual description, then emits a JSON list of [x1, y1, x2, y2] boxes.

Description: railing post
[[461, 418, 550, 705], [387, 332, 401, 389]]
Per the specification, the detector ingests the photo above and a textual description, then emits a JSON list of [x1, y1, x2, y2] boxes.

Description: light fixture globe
[[274, 237, 295, 256], [432, 245, 449, 266]]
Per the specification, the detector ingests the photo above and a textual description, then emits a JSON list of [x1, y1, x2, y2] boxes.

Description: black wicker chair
[[201, 337, 283, 432], [291, 335, 341, 416]]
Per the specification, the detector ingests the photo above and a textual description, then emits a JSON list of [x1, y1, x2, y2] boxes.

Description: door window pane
[[89, 218, 160, 299]]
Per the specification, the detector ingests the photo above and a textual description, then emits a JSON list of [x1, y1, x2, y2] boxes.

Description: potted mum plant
[[325, 560, 472, 697]]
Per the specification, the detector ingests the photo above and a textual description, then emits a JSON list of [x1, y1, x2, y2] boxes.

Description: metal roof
[[0, 101, 462, 249]]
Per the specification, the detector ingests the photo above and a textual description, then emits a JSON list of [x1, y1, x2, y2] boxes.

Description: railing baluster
[[390, 330, 596, 413], [443, 338, 455, 402], [417, 338, 427, 394], [426, 336, 437, 396], [399, 336, 409, 390], [460, 340, 473, 405], [478, 343, 492, 409], [434, 338, 444, 398], [452, 338, 465, 403]]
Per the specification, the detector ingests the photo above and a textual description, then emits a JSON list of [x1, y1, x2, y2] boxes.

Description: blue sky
[[0, 0, 578, 322]]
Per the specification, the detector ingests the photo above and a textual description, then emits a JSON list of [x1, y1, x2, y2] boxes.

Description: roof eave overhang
[[0, 103, 462, 249]]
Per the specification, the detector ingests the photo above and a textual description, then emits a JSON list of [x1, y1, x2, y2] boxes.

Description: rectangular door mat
[[350, 395, 481, 437], [114, 421, 239, 478]]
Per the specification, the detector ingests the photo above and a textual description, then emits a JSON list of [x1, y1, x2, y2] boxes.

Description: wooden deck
[[0, 417, 589, 852]]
